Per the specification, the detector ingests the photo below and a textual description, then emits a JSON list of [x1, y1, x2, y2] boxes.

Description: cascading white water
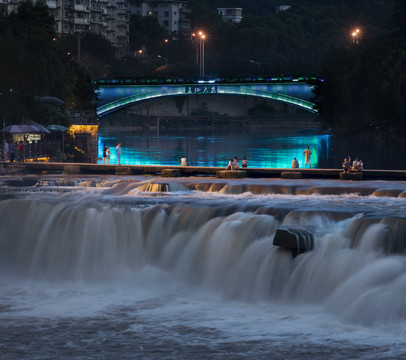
[[1, 192, 406, 326], [2, 178, 406, 359]]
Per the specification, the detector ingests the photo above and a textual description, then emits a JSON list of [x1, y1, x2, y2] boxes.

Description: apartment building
[[217, 8, 243, 24], [0, 0, 20, 12], [129, 0, 190, 36], [0, 0, 129, 50]]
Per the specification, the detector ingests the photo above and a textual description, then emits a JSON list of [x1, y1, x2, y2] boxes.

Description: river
[[0, 175, 406, 359], [97, 128, 406, 170]]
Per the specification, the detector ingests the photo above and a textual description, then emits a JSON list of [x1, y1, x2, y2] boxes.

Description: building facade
[[0, 0, 20, 13], [217, 8, 243, 24], [129, 0, 190, 36], [0, 0, 129, 50]]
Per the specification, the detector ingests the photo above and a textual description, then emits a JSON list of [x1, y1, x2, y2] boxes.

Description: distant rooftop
[[217, 7, 243, 24]]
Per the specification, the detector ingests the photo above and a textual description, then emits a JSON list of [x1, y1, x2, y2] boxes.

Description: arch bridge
[[94, 77, 320, 117]]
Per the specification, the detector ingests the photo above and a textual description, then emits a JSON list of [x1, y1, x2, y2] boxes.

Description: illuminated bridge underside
[[96, 83, 318, 117]]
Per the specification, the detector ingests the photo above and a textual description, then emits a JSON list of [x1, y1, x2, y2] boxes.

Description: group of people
[[99, 144, 363, 173], [342, 156, 363, 173], [102, 143, 121, 165], [225, 156, 248, 170], [290, 146, 312, 169], [222, 147, 312, 170], [2, 139, 25, 163]]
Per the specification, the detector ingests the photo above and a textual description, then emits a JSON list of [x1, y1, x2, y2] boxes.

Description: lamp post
[[250, 60, 261, 69], [352, 28, 360, 44], [157, 55, 168, 67], [77, 31, 81, 62], [198, 31, 205, 77], [191, 33, 198, 65], [192, 31, 206, 77]]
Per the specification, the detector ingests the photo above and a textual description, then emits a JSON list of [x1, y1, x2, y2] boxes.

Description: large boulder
[[273, 226, 314, 256]]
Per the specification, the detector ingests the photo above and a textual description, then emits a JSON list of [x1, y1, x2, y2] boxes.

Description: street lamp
[[250, 60, 261, 69], [191, 33, 198, 65], [198, 31, 205, 77], [157, 55, 168, 67], [191, 31, 207, 77], [352, 28, 360, 44]]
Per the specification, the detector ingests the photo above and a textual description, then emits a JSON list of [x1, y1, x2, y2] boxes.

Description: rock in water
[[273, 226, 314, 256]]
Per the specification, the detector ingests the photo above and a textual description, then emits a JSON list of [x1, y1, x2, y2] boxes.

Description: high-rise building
[[1, 0, 130, 50], [129, 0, 190, 37]]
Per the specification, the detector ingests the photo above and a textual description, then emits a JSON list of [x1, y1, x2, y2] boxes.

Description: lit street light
[[198, 31, 206, 77], [352, 28, 360, 44], [191, 31, 207, 77]]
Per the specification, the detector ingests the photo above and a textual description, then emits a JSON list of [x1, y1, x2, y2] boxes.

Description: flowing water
[[1, 175, 406, 359], [98, 128, 406, 169]]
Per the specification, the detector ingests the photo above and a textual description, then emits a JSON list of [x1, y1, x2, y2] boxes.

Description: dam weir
[[1, 175, 406, 359]]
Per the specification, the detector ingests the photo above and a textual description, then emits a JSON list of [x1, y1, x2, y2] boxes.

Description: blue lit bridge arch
[[94, 77, 320, 117]]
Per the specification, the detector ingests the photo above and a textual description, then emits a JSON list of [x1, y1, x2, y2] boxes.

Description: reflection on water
[[98, 128, 406, 169], [98, 129, 329, 168]]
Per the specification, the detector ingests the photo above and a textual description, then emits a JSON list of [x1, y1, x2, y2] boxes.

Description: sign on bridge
[[185, 85, 217, 95]]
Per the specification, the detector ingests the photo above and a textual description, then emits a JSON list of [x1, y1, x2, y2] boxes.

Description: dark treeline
[[0, 0, 405, 139], [320, 0, 406, 139], [0, 1, 96, 126]]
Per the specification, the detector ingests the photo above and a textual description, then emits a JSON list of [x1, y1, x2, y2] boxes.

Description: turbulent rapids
[[1, 175, 406, 359], [1, 176, 406, 325]]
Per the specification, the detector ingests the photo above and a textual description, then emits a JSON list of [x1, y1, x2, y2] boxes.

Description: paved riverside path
[[2, 161, 406, 180]]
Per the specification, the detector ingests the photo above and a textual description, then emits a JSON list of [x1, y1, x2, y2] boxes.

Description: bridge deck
[[2, 162, 406, 181]]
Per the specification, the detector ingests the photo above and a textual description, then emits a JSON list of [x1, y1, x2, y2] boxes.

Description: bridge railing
[[93, 76, 322, 86]]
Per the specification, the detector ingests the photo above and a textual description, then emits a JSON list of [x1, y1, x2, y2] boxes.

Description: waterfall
[[1, 195, 406, 325]]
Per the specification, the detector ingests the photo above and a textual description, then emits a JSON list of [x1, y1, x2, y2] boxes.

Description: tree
[[0, 1, 96, 125], [129, 14, 168, 55]]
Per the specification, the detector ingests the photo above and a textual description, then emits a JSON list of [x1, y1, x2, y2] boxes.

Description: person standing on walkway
[[303, 146, 312, 169], [10, 141, 15, 162], [102, 144, 107, 164], [106, 146, 110, 164], [18, 141, 24, 162], [3, 140, 9, 161], [116, 143, 122, 165]]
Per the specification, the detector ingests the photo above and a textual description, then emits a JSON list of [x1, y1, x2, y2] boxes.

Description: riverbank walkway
[[2, 161, 406, 180]]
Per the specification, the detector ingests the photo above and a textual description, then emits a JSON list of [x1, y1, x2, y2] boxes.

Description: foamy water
[[0, 176, 406, 359]]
